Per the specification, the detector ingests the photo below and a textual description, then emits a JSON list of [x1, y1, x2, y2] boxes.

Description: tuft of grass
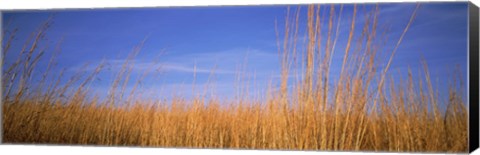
[[2, 4, 468, 153]]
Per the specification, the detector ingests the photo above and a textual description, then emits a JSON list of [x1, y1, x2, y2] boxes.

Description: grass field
[[2, 4, 468, 153]]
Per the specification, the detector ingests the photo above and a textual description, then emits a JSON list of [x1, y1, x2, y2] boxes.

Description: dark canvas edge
[[469, 1, 479, 153]]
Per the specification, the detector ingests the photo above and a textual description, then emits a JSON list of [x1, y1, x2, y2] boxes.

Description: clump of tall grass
[[2, 4, 468, 153]]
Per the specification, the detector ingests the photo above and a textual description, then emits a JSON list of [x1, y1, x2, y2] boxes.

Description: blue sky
[[2, 2, 469, 104]]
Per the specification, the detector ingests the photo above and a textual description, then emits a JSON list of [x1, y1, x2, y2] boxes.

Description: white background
[[0, 0, 478, 155]]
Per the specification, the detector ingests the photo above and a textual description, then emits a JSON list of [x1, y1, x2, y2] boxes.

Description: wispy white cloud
[[161, 62, 235, 74], [68, 48, 279, 76], [68, 59, 236, 75]]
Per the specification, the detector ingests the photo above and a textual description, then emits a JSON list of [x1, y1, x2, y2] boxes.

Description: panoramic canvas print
[[1, 2, 472, 153]]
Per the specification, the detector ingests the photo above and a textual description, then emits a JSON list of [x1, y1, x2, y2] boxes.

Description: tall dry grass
[[2, 4, 468, 153]]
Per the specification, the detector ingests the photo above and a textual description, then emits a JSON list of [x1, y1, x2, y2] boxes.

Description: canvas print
[[1, 2, 474, 153]]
